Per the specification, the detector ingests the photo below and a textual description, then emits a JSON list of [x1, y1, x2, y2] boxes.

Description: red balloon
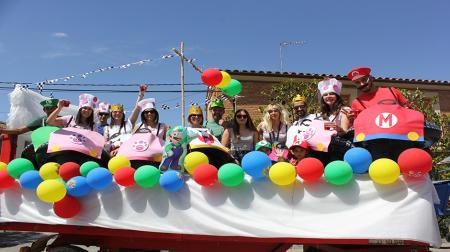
[[59, 162, 81, 181], [53, 195, 81, 218], [296, 158, 324, 181], [201, 68, 223, 86], [193, 164, 218, 187], [398, 148, 432, 178], [114, 167, 136, 187], [0, 169, 15, 189]]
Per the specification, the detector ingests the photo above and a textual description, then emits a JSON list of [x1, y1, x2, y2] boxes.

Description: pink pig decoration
[[305, 120, 336, 152], [117, 132, 164, 161], [47, 127, 105, 159]]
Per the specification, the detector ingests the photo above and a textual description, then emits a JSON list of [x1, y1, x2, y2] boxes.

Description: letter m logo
[[375, 113, 398, 128]]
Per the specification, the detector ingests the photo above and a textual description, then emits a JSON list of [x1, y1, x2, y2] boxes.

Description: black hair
[[232, 109, 257, 137], [76, 108, 95, 130], [141, 109, 159, 125], [319, 93, 345, 118]]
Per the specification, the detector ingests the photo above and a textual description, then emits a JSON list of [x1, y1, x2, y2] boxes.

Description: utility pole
[[279, 41, 306, 72], [172, 43, 203, 127], [180, 42, 185, 127]]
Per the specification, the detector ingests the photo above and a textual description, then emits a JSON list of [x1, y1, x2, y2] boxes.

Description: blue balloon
[[19, 170, 43, 190], [86, 168, 113, 190], [344, 147, 373, 174], [66, 176, 92, 197], [160, 170, 184, 192], [241, 151, 271, 179]]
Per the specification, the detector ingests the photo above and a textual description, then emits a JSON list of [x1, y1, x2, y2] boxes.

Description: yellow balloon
[[184, 152, 209, 174], [0, 162, 7, 171], [39, 162, 61, 180], [36, 179, 66, 203], [369, 158, 400, 185], [215, 71, 232, 89], [269, 162, 297, 186], [108, 155, 131, 174]]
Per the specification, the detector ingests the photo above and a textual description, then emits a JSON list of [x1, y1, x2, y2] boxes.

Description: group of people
[[0, 66, 411, 168]]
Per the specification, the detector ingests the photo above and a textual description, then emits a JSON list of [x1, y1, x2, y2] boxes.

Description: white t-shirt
[[134, 122, 168, 141], [104, 120, 133, 150], [59, 115, 97, 132]]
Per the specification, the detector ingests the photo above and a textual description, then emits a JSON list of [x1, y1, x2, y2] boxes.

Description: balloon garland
[[0, 147, 434, 219]]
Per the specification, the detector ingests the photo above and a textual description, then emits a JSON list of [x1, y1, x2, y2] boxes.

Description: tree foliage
[[261, 79, 320, 121], [400, 88, 450, 178]]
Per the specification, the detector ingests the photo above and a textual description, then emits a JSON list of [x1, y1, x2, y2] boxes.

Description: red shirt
[[351, 87, 409, 111]]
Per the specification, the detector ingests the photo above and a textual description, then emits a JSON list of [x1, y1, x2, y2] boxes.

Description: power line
[[0, 81, 204, 86], [0, 86, 210, 93]]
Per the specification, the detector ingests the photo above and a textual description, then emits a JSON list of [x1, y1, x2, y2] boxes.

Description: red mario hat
[[289, 137, 309, 150], [347, 67, 371, 81]]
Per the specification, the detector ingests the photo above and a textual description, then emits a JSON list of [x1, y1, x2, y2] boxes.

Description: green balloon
[[222, 79, 242, 97], [324, 161, 353, 185], [134, 165, 160, 188], [80, 161, 100, 177], [218, 163, 244, 187], [7, 158, 34, 179]]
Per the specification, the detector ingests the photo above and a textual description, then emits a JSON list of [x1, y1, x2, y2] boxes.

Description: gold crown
[[292, 94, 306, 104], [188, 105, 203, 116], [111, 104, 124, 112]]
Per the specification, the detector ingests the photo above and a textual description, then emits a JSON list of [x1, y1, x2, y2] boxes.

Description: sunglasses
[[144, 110, 156, 114], [294, 105, 306, 110], [190, 114, 202, 117], [236, 114, 247, 119], [268, 109, 279, 113], [98, 113, 109, 117]]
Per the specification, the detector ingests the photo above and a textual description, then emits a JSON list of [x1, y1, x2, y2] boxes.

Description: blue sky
[[0, 0, 449, 126]]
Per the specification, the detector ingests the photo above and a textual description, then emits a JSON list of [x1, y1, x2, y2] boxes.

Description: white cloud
[[92, 47, 109, 54], [52, 32, 68, 38], [41, 51, 82, 59]]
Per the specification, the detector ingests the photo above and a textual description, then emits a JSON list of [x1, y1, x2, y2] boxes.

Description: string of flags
[[35, 54, 176, 93]]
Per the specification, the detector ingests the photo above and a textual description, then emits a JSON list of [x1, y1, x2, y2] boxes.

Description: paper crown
[[292, 94, 306, 104], [40, 98, 59, 108], [97, 102, 110, 113], [210, 99, 224, 109], [111, 104, 124, 112], [78, 94, 98, 109], [347, 67, 371, 81], [138, 98, 156, 111], [317, 78, 342, 96], [188, 105, 203, 116]]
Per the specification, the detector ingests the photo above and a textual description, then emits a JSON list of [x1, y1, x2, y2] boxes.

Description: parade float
[[0, 72, 445, 251]]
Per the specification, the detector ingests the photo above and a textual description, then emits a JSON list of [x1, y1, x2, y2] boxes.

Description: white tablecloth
[[0, 174, 442, 247]]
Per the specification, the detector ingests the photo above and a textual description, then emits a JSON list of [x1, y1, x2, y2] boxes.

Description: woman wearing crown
[[103, 84, 147, 156]]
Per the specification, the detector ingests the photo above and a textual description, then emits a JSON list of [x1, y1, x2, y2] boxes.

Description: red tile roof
[[224, 69, 450, 86]]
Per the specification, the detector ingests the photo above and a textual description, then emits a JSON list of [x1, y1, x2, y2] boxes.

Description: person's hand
[[274, 148, 284, 160], [324, 122, 336, 131], [110, 149, 119, 156], [341, 109, 355, 122], [139, 84, 148, 94], [57, 100, 68, 109]]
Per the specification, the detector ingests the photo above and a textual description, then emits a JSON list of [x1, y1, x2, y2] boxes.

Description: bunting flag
[[34, 54, 175, 92]]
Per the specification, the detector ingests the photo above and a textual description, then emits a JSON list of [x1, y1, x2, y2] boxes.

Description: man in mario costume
[[348, 67, 409, 116]]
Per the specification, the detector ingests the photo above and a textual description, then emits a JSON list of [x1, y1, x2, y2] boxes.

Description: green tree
[[400, 88, 450, 177], [262, 79, 320, 121]]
